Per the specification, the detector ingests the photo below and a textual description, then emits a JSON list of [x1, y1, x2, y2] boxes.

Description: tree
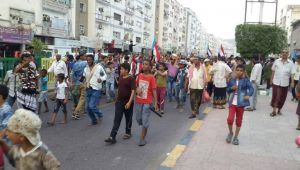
[[30, 37, 45, 53], [235, 24, 287, 58]]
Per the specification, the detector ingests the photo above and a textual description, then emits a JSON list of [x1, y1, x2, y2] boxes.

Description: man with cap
[[175, 60, 188, 112], [186, 56, 207, 118], [204, 58, 214, 97]]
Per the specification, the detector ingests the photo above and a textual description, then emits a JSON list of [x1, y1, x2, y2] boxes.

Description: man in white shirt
[[270, 49, 295, 117], [48, 54, 68, 78], [186, 56, 206, 119], [292, 56, 300, 101], [83, 54, 107, 125], [210, 57, 232, 109], [245, 55, 262, 111]]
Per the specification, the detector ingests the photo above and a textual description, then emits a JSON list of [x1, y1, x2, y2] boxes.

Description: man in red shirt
[[135, 59, 158, 146]]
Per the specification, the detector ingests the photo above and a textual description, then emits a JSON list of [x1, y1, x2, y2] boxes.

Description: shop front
[[0, 26, 32, 57]]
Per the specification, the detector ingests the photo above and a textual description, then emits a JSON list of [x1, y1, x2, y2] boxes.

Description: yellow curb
[[189, 120, 203, 131], [161, 144, 186, 168], [203, 107, 212, 114]]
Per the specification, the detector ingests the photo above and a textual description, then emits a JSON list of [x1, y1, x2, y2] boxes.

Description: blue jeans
[[86, 88, 103, 124], [7, 95, 16, 107], [167, 76, 176, 101], [175, 85, 186, 106], [106, 81, 115, 100]]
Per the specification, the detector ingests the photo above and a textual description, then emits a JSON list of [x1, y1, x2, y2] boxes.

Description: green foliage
[[31, 38, 45, 53], [172, 47, 177, 53], [235, 24, 287, 58]]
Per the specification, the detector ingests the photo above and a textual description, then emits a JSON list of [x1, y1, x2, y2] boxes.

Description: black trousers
[[110, 101, 134, 139], [206, 81, 214, 97]]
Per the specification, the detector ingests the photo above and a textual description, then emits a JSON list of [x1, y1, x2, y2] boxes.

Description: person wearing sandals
[[210, 55, 232, 109], [270, 49, 294, 117], [226, 64, 254, 145], [105, 63, 136, 144]]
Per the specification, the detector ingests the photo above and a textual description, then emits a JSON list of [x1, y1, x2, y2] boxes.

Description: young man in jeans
[[82, 54, 107, 125], [105, 63, 136, 144]]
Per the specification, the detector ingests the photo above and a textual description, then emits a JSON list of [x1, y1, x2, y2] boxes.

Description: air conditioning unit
[[99, 8, 104, 12], [119, 21, 123, 25], [18, 18, 23, 24], [98, 24, 103, 29]]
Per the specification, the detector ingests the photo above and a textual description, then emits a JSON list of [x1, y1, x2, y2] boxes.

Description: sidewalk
[[174, 95, 300, 170]]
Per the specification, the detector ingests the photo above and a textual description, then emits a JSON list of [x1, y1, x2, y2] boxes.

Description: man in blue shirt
[[70, 53, 87, 120]]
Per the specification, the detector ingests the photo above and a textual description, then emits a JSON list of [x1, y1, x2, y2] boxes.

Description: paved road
[[6, 96, 208, 170]]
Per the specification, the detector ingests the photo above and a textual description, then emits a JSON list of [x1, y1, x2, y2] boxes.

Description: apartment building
[[88, 0, 156, 53]]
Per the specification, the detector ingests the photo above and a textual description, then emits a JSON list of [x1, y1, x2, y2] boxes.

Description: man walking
[[82, 54, 107, 125], [70, 53, 87, 120], [48, 54, 68, 80], [245, 55, 262, 111], [270, 49, 294, 117], [186, 56, 206, 119], [166, 54, 178, 102]]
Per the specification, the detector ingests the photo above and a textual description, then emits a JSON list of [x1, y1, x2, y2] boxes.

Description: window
[[136, 37, 141, 43], [80, 25, 85, 35], [114, 13, 121, 21], [79, 3, 86, 12], [113, 31, 121, 39]]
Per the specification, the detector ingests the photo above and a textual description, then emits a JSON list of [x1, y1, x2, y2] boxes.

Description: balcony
[[144, 16, 151, 23], [42, 0, 69, 13], [124, 24, 133, 32], [125, 7, 134, 15], [143, 31, 150, 36], [97, 0, 111, 5], [95, 13, 110, 23], [145, 2, 151, 9], [164, 2, 169, 9], [163, 26, 168, 31]]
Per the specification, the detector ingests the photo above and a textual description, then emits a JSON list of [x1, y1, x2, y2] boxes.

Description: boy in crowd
[[226, 65, 253, 145], [37, 69, 49, 115], [4, 62, 19, 107], [0, 109, 60, 169], [175, 60, 188, 112], [47, 74, 69, 126], [135, 59, 158, 146], [106, 61, 116, 103], [0, 85, 13, 136], [105, 63, 136, 144]]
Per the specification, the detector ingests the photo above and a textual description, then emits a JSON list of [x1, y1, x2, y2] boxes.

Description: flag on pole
[[219, 44, 225, 57], [152, 38, 161, 62], [207, 45, 212, 58]]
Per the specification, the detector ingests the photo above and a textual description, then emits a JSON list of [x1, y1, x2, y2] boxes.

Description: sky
[[178, 0, 300, 39]]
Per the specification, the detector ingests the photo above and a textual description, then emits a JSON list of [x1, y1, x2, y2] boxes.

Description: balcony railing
[[97, 0, 111, 5], [144, 16, 151, 23], [95, 14, 110, 23], [42, 0, 69, 13], [125, 7, 134, 15], [145, 2, 151, 9]]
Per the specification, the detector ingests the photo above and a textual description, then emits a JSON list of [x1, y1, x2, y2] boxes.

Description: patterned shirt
[[6, 142, 60, 170]]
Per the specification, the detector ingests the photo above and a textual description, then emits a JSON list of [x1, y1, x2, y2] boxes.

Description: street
[[7, 97, 207, 170]]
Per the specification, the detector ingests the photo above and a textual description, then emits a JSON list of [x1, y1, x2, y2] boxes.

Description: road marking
[[160, 144, 186, 168], [203, 107, 212, 114], [158, 106, 213, 170], [189, 120, 203, 131]]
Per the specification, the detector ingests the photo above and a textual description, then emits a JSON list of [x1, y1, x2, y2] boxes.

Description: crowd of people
[[0, 48, 299, 169]]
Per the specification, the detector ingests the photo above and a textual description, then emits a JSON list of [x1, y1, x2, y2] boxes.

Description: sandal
[[122, 134, 132, 140], [270, 112, 276, 117], [296, 127, 300, 131], [47, 122, 54, 126], [277, 111, 282, 115]]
